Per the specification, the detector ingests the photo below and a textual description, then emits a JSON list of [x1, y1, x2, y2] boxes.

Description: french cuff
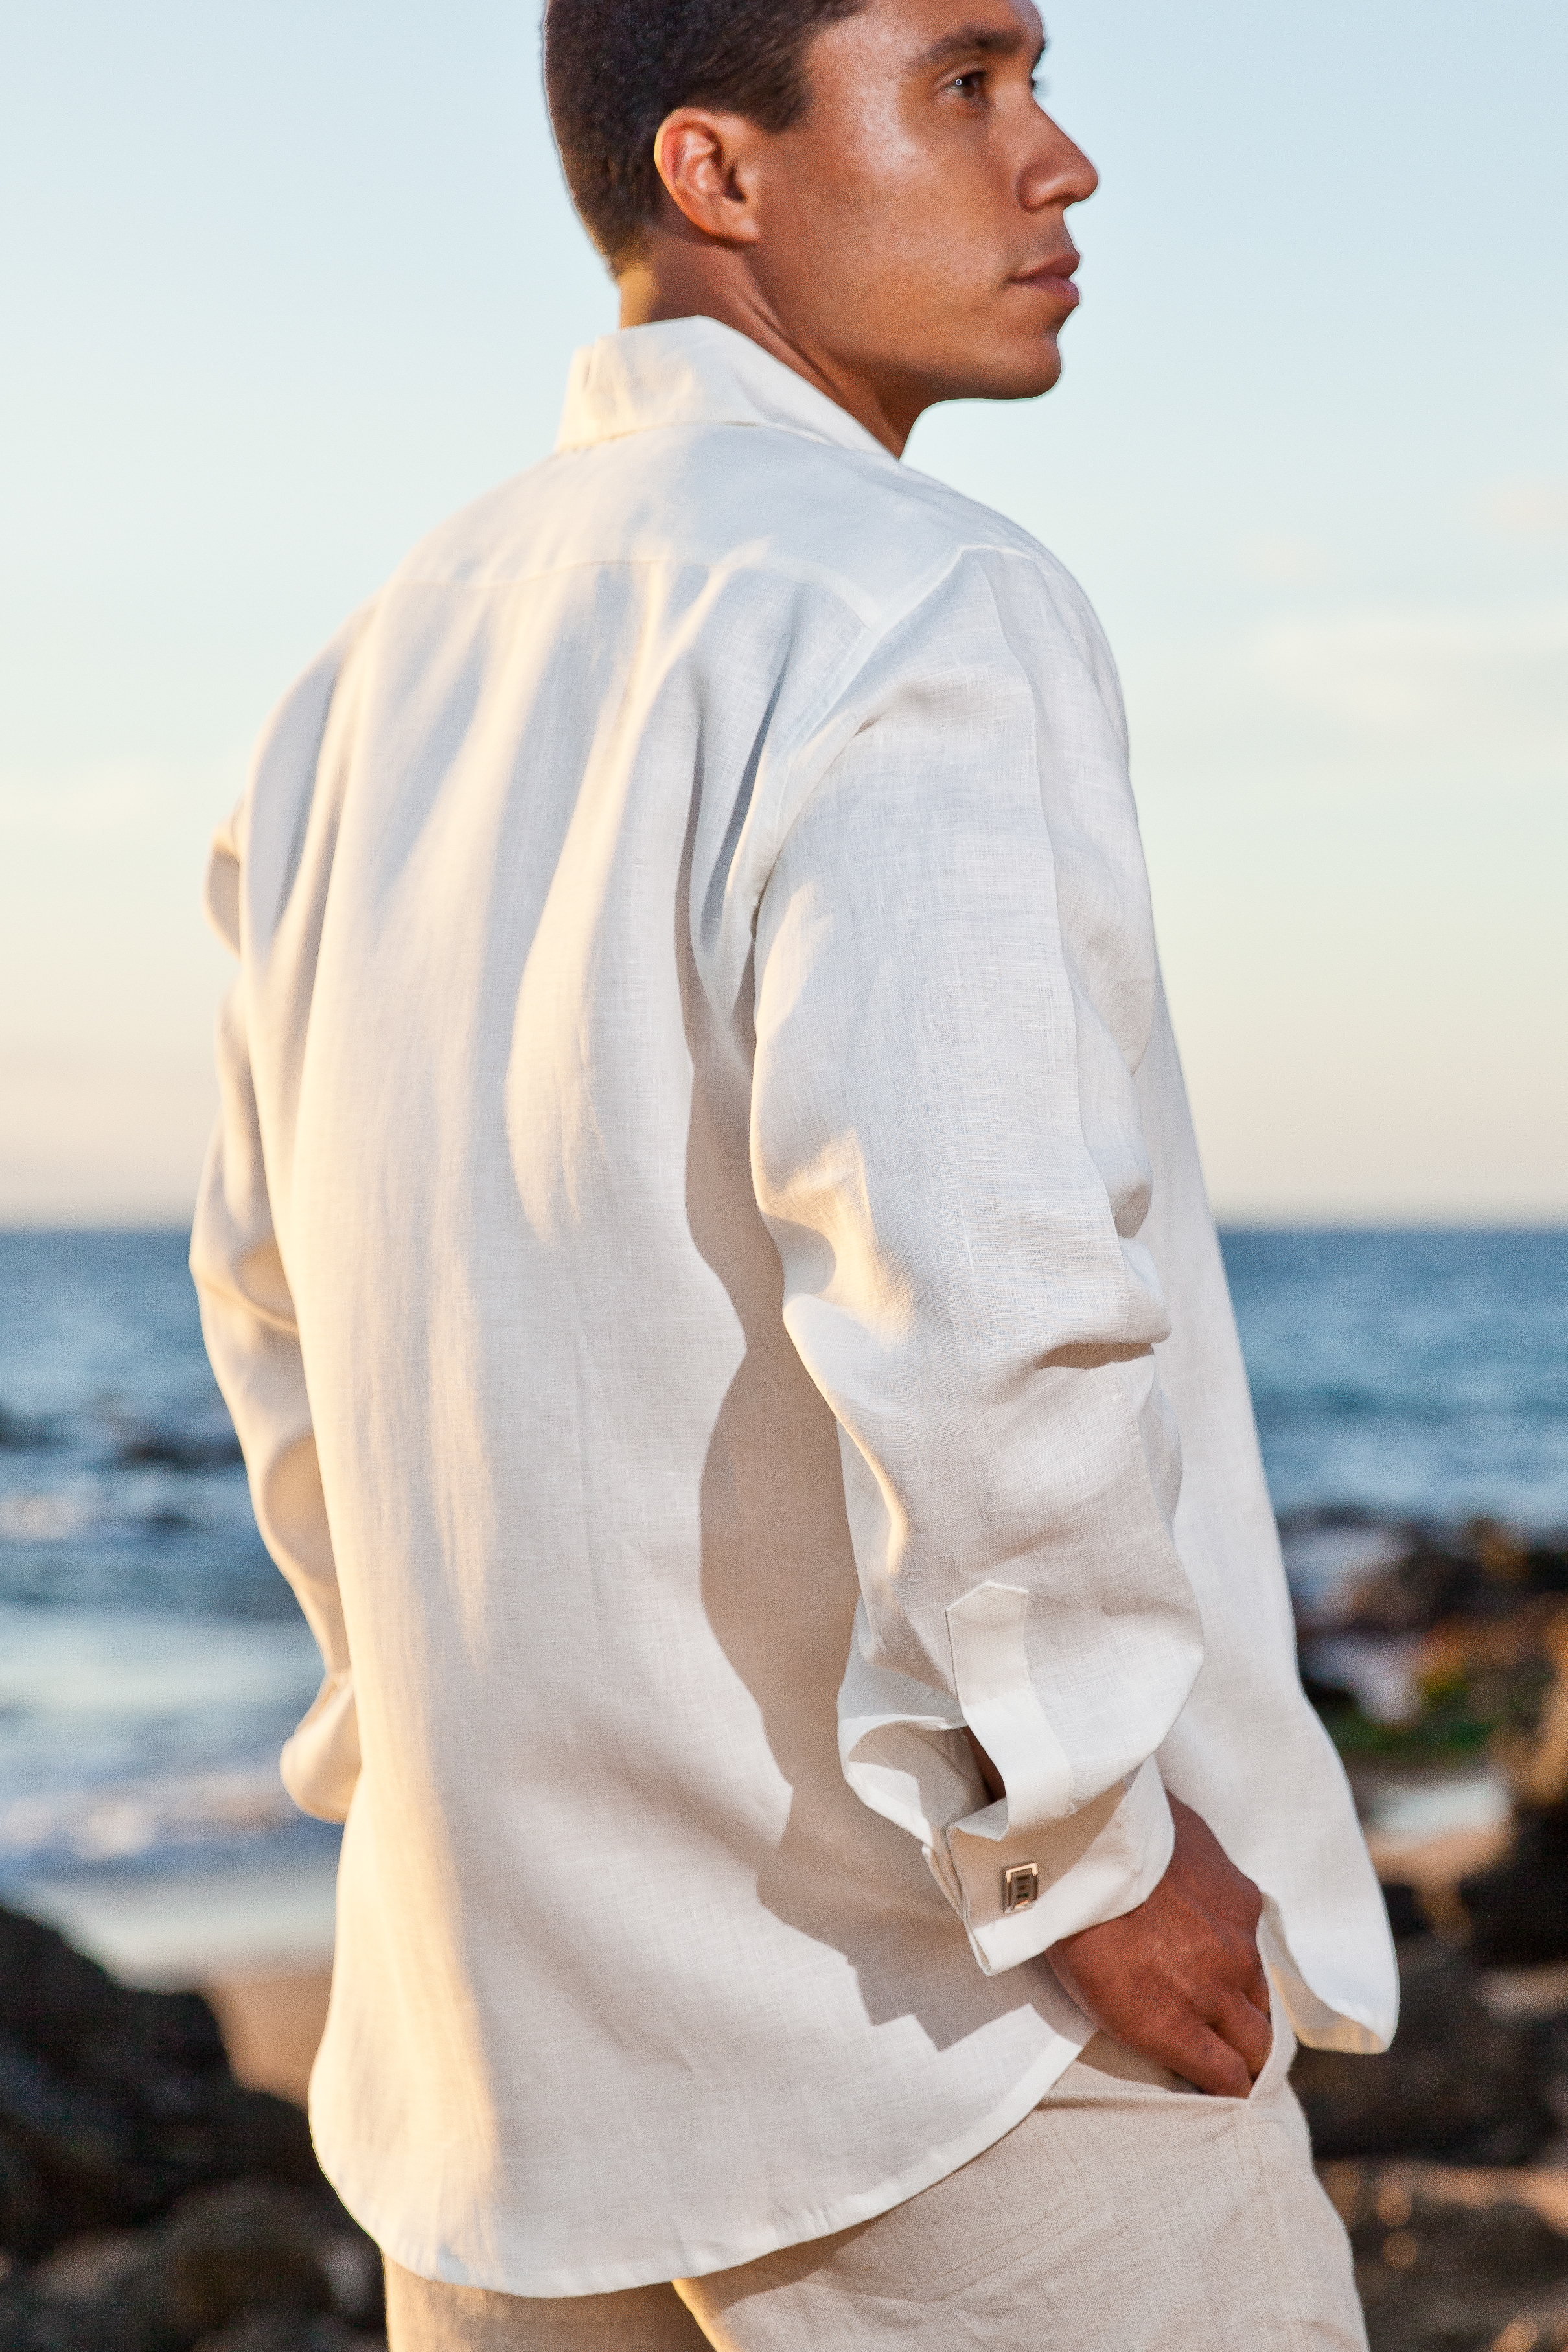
[[938, 1580, 1173, 1970], [838, 1609, 984, 1845], [280, 1668, 360, 1823], [936, 1754, 1174, 1974]]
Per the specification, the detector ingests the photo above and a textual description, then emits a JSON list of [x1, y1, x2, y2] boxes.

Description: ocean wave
[[1249, 1384, 1568, 1428], [0, 1396, 244, 1472], [0, 1489, 95, 1543], [111, 1424, 243, 1470], [0, 1482, 231, 1549], [0, 1470, 280, 1613], [0, 1764, 311, 1871], [0, 1405, 60, 1451]]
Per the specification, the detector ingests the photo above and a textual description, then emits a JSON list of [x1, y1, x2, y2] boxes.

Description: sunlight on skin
[[618, 0, 1098, 454]]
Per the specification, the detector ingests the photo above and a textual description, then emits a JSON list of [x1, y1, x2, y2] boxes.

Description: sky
[[1, 0, 1564, 1225]]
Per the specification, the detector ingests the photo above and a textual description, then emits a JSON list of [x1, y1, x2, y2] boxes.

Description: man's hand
[[1045, 1795, 1270, 2097]]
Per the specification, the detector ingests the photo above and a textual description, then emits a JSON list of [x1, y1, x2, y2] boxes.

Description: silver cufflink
[[1002, 1862, 1040, 1914]]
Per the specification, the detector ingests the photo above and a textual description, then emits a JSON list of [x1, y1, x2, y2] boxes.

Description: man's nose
[[1020, 116, 1099, 212]]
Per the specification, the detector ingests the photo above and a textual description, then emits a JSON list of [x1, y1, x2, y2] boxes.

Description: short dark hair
[[544, 0, 866, 271]]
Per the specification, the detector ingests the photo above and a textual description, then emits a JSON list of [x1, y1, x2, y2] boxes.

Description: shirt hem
[[310, 2022, 1092, 2300]]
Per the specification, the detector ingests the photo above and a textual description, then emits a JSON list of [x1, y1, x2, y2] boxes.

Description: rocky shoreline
[[1284, 1510, 1568, 2347], [0, 1906, 383, 2351], [15, 1887, 1568, 2352], [5, 1511, 1568, 2351]]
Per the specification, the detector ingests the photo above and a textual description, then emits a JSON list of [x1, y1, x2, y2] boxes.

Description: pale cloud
[[1135, 602, 1568, 783], [0, 761, 174, 841], [1233, 534, 1334, 586], [0, 754, 246, 842], [1253, 604, 1568, 757], [1475, 478, 1568, 537]]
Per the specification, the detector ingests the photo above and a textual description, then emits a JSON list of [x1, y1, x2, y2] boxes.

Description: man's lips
[[1010, 250, 1081, 305]]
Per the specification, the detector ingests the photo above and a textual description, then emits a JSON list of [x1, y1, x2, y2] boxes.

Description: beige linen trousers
[[384, 2008, 1366, 2351]]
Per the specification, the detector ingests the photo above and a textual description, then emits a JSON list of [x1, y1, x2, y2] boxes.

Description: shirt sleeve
[[189, 803, 360, 1825], [748, 555, 1203, 1975]]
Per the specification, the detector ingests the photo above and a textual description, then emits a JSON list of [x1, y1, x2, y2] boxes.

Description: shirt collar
[[555, 316, 892, 461]]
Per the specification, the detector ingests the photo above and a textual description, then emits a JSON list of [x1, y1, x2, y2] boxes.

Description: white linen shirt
[[192, 315, 1397, 2296]]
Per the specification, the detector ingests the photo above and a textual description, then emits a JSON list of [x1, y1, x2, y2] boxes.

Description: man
[[192, 0, 1398, 2341]]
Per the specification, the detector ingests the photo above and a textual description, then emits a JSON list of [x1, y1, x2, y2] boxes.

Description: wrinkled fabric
[[384, 1969, 1365, 2348], [192, 315, 1394, 2299]]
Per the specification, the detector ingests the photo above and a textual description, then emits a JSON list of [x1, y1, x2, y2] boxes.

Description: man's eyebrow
[[906, 23, 1044, 74]]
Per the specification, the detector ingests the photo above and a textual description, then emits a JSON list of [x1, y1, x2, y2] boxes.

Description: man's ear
[[654, 109, 765, 244]]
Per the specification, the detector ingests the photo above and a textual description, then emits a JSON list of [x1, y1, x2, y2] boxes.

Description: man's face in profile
[[739, 0, 1098, 411]]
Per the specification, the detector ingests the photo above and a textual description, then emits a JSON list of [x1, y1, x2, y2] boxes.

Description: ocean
[[0, 1229, 336, 1975], [1, 1225, 1565, 1977]]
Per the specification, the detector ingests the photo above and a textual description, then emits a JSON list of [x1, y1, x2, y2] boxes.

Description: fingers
[[1161, 1981, 1272, 2097], [1213, 1989, 1273, 2083], [1046, 1804, 1276, 2101], [1177, 2024, 1254, 2100]]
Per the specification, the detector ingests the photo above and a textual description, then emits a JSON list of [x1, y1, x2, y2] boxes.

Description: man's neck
[[616, 242, 918, 456]]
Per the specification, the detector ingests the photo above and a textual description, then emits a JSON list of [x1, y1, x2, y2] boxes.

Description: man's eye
[[947, 69, 986, 98]]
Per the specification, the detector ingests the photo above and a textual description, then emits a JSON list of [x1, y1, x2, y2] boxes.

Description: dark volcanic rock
[[1337, 1539, 1479, 1635], [30, 2232, 146, 2302], [112, 1427, 242, 1472], [0, 1908, 318, 2260], [1378, 1881, 1429, 1943], [1461, 1803, 1568, 1966], [1328, 2165, 1568, 2352], [193, 2319, 377, 2352], [115, 2181, 335, 2346], [0, 1906, 226, 2081], [1287, 1514, 1568, 1642], [1, 2182, 382, 2352], [1292, 1937, 1557, 2165], [0, 1907, 385, 2349]]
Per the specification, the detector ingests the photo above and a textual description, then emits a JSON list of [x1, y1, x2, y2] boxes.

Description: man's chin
[[941, 340, 1065, 404]]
